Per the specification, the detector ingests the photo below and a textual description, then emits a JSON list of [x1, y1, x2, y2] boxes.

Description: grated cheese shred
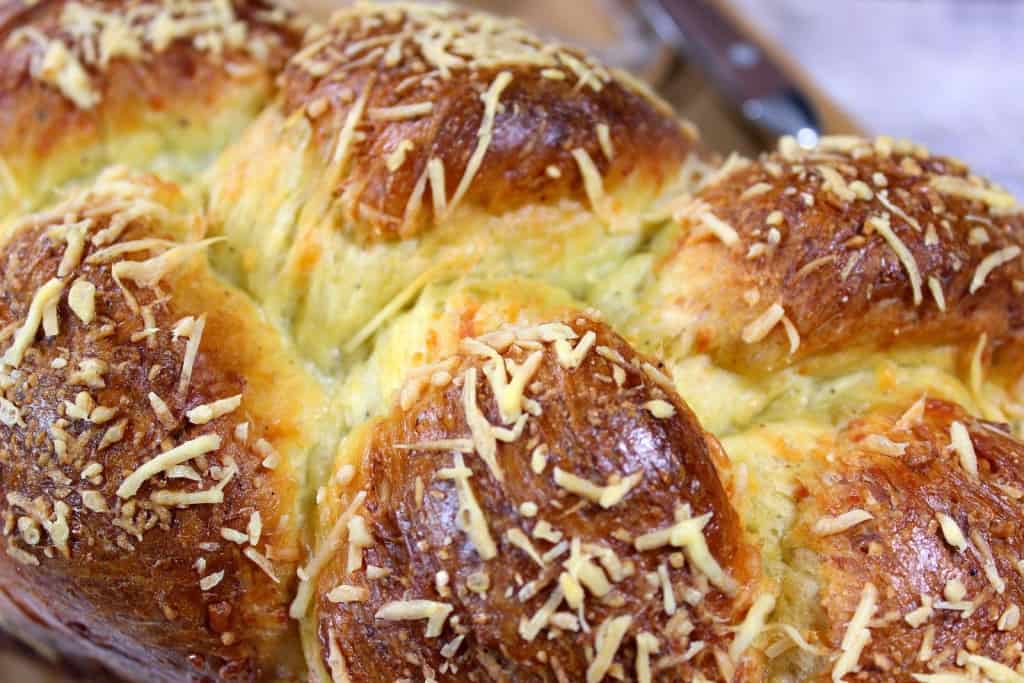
[[438, 453, 496, 560], [832, 583, 877, 682]]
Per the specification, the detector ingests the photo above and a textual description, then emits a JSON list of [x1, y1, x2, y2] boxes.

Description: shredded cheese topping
[[742, 302, 785, 344], [375, 600, 453, 638], [730, 592, 776, 662], [868, 214, 923, 305], [587, 615, 632, 683], [949, 421, 978, 479], [832, 583, 877, 682], [929, 176, 1017, 211], [970, 245, 1020, 294], [2, 278, 64, 369], [553, 467, 643, 509], [437, 453, 497, 560], [447, 71, 513, 217], [116, 434, 221, 499], [813, 509, 873, 536], [186, 394, 242, 425], [936, 512, 968, 553]]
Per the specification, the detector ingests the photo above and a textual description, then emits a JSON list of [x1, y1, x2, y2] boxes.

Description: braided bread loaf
[[1, 2, 1022, 682]]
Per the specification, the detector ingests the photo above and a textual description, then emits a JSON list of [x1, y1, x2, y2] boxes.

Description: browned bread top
[[0, 0, 305, 216], [796, 398, 1024, 680], [313, 317, 764, 682], [279, 2, 699, 243], [0, 169, 320, 682], [0, 0, 301, 109], [654, 136, 1024, 371]]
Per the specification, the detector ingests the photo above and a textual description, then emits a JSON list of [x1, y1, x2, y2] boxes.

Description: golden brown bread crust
[[313, 317, 763, 682], [0, 171, 319, 682], [279, 2, 698, 243], [653, 136, 1024, 371], [0, 0, 304, 215], [797, 398, 1024, 680]]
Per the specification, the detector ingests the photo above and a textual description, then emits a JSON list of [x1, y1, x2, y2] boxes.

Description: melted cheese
[[929, 176, 1017, 211], [634, 511, 736, 593], [177, 313, 206, 395], [635, 632, 660, 683], [554, 330, 596, 369], [742, 303, 785, 344], [962, 654, 1024, 683], [730, 592, 776, 662], [67, 279, 96, 324], [290, 491, 367, 619], [518, 586, 564, 641], [447, 71, 513, 217], [814, 509, 873, 536], [427, 157, 447, 217], [936, 512, 967, 552], [461, 368, 502, 481], [699, 210, 740, 246], [243, 547, 278, 583]]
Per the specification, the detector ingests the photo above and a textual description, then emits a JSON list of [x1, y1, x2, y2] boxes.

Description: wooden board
[[0, 0, 860, 680]]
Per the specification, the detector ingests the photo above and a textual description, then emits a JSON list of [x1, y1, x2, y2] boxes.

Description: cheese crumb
[[642, 400, 675, 419], [68, 280, 96, 324], [531, 444, 548, 474], [200, 571, 225, 591], [327, 584, 369, 603]]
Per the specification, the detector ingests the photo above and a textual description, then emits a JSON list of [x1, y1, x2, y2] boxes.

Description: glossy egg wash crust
[[1, 2, 1024, 683]]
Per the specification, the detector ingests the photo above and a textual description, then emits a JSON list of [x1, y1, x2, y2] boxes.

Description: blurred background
[[733, 0, 1024, 196], [435, 0, 1024, 195]]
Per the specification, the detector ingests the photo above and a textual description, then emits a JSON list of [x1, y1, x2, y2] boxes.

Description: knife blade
[[637, 0, 821, 145]]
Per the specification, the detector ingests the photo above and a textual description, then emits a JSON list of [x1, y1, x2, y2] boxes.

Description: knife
[[637, 0, 822, 145]]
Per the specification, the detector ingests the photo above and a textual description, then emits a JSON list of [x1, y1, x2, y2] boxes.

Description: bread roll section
[[0, 0, 304, 220], [206, 2, 706, 370], [0, 169, 323, 681], [592, 135, 1024, 434], [307, 317, 765, 682]]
